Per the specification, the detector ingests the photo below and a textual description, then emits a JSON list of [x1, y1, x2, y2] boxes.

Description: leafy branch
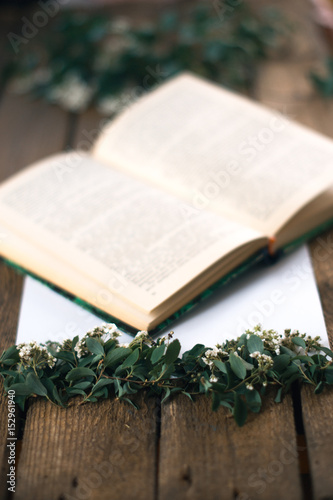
[[1, 324, 333, 426]]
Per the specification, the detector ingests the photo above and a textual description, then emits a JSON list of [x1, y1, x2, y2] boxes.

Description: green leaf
[[280, 345, 297, 358], [245, 389, 262, 413], [164, 340, 181, 364], [161, 387, 171, 403], [213, 359, 227, 373], [292, 337, 306, 349], [66, 388, 87, 396], [275, 387, 283, 403], [211, 391, 222, 411], [121, 348, 140, 370], [273, 354, 291, 373], [233, 394, 248, 427], [239, 357, 254, 371], [39, 377, 62, 404], [55, 351, 76, 363], [26, 373, 48, 397], [121, 397, 139, 409], [1, 359, 18, 366], [315, 381, 324, 394], [104, 347, 131, 368], [211, 382, 227, 393], [158, 362, 175, 381], [183, 344, 205, 360], [151, 344, 166, 364], [65, 367, 96, 381], [247, 335, 263, 354], [325, 367, 333, 384], [73, 381, 93, 390], [92, 378, 114, 393], [85, 337, 104, 356], [7, 382, 32, 396], [92, 388, 108, 398], [1, 345, 19, 362], [229, 352, 246, 380]]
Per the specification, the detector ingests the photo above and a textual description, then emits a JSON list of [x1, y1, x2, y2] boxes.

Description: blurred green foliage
[[3, 1, 287, 113]]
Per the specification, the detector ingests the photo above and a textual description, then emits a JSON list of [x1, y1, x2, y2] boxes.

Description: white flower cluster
[[48, 73, 94, 112], [59, 339, 72, 351], [247, 328, 282, 355], [249, 351, 274, 370], [74, 323, 121, 358], [202, 346, 228, 368], [134, 330, 150, 342], [18, 341, 56, 369]]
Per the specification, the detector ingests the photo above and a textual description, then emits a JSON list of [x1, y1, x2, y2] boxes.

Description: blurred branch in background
[[1, 1, 288, 115]]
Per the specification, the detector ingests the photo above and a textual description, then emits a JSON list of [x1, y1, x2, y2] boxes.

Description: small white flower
[[246, 384, 254, 391], [135, 330, 149, 339], [112, 17, 130, 34], [249, 351, 261, 358], [209, 375, 218, 383], [48, 73, 93, 112]]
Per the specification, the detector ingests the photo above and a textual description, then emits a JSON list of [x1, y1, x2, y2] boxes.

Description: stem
[[297, 364, 316, 386]]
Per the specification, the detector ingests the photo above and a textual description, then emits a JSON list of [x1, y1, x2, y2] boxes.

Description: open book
[[1, 73, 333, 332]]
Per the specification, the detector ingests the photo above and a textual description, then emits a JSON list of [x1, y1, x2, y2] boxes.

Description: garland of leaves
[[1, 324, 333, 426]]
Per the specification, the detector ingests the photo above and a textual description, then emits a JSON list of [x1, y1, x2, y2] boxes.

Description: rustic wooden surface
[[0, 1, 333, 499]]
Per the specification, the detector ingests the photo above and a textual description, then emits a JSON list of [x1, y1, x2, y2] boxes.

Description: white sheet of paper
[[16, 245, 329, 351]]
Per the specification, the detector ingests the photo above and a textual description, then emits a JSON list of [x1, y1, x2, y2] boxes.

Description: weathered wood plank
[[0, 8, 23, 95], [72, 108, 106, 151], [0, 262, 23, 499], [13, 105, 158, 500], [305, 231, 333, 500], [0, 93, 68, 181], [254, 1, 333, 498], [159, 393, 301, 500], [16, 394, 158, 500], [0, 91, 68, 497], [300, 384, 333, 500], [309, 234, 333, 347], [158, 1, 316, 498]]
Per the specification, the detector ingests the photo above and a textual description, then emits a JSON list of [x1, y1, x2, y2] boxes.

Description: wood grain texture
[[0, 93, 68, 181], [301, 384, 333, 500], [253, 1, 333, 497], [159, 393, 302, 500], [16, 394, 158, 500], [158, 2, 318, 499], [309, 234, 333, 347], [0, 262, 23, 499], [72, 108, 106, 151], [0, 91, 69, 496]]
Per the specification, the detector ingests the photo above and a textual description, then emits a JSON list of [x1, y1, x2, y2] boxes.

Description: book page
[[0, 153, 265, 317], [16, 245, 329, 350], [94, 73, 333, 237]]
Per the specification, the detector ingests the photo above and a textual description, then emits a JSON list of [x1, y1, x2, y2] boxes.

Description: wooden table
[[1, 1, 333, 499]]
